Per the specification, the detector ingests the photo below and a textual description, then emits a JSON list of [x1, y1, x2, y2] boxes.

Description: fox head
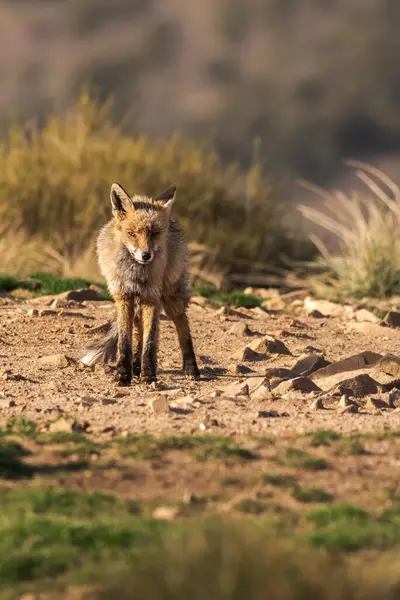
[[110, 183, 176, 264]]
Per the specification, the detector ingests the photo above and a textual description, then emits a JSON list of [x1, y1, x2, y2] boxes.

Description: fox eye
[[127, 231, 136, 238], [152, 230, 160, 238]]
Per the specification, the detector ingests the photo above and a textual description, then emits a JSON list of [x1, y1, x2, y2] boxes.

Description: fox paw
[[114, 369, 132, 387], [184, 363, 200, 380]]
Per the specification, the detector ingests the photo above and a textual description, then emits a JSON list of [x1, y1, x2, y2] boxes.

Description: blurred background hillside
[[1, 0, 400, 295], [2, 0, 400, 180]]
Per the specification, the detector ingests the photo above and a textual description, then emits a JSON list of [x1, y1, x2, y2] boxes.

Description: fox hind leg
[[163, 295, 200, 380]]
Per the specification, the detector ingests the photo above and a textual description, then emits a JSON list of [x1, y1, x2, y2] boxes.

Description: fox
[[81, 183, 200, 386]]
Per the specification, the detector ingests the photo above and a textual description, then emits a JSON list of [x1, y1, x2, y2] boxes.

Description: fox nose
[[141, 251, 152, 262]]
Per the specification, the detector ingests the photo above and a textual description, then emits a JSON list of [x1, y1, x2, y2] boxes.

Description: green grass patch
[[284, 448, 329, 471], [307, 430, 341, 447], [235, 499, 268, 515], [306, 504, 400, 551], [117, 434, 258, 462], [333, 439, 369, 456], [262, 474, 298, 488], [0, 272, 111, 299], [192, 284, 263, 308], [291, 486, 333, 504]]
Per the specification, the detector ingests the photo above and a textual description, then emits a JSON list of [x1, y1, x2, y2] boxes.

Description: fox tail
[[80, 320, 118, 366]]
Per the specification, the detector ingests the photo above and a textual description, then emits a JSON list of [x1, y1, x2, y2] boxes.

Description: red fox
[[81, 183, 200, 386]]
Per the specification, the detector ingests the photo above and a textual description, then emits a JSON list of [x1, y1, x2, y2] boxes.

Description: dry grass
[[0, 92, 303, 284], [298, 161, 400, 299]]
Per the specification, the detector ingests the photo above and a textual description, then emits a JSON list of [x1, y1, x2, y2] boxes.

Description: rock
[[227, 363, 253, 375], [370, 354, 400, 384], [48, 381, 62, 393], [26, 308, 39, 317], [274, 377, 321, 394], [292, 354, 330, 377], [38, 309, 58, 317], [152, 506, 179, 521], [0, 398, 16, 409], [264, 368, 294, 381], [257, 410, 280, 418], [49, 418, 74, 433], [310, 398, 324, 410], [338, 404, 359, 415], [311, 351, 383, 390], [151, 395, 169, 414], [244, 376, 269, 394], [101, 398, 117, 406], [222, 381, 249, 397], [266, 290, 308, 310], [190, 296, 208, 307], [229, 322, 251, 336], [304, 297, 354, 318], [384, 311, 400, 328], [335, 374, 381, 398], [231, 346, 264, 362], [251, 384, 273, 401], [63, 288, 104, 302], [365, 397, 390, 411], [355, 309, 380, 323], [247, 335, 291, 356], [338, 394, 351, 408], [59, 311, 93, 319], [389, 389, 400, 408], [38, 354, 70, 368]]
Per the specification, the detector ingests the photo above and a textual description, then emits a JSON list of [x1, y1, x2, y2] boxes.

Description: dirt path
[[1, 295, 400, 436]]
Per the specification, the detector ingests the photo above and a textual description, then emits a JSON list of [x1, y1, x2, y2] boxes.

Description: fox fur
[[81, 183, 199, 385]]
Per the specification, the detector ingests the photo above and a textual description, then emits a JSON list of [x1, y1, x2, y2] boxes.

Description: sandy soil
[[1, 294, 400, 437]]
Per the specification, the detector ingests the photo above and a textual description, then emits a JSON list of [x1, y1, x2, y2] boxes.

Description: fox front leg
[[115, 294, 134, 386], [140, 303, 160, 384]]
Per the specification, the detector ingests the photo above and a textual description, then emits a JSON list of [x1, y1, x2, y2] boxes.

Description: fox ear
[[110, 183, 131, 217], [154, 185, 176, 211]]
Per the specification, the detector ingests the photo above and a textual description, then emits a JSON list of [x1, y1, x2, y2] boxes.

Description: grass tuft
[[299, 162, 400, 298]]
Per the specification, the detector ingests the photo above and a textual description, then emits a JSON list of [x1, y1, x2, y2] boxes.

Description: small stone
[[264, 368, 293, 382], [228, 363, 242, 375], [384, 311, 400, 328], [292, 354, 330, 377], [0, 398, 16, 409], [389, 389, 400, 408], [231, 346, 264, 362], [335, 374, 380, 398], [274, 377, 321, 394], [190, 296, 208, 307], [38, 354, 70, 368], [248, 335, 291, 356], [26, 308, 39, 317], [48, 381, 61, 393], [355, 309, 380, 323], [222, 381, 249, 397], [63, 288, 104, 302], [38, 309, 58, 317], [152, 506, 179, 520], [251, 384, 273, 401], [101, 398, 117, 406], [338, 394, 351, 408], [229, 322, 251, 336], [310, 398, 324, 411], [257, 410, 280, 418], [338, 404, 359, 415], [48, 417, 74, 433], [151, 395, 169, 414], [365, 397, 390, 411]]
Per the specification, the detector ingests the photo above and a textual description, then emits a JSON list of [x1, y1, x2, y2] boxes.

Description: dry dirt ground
[[2, 291, 400, 598], [1, 293, 400, 437]]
